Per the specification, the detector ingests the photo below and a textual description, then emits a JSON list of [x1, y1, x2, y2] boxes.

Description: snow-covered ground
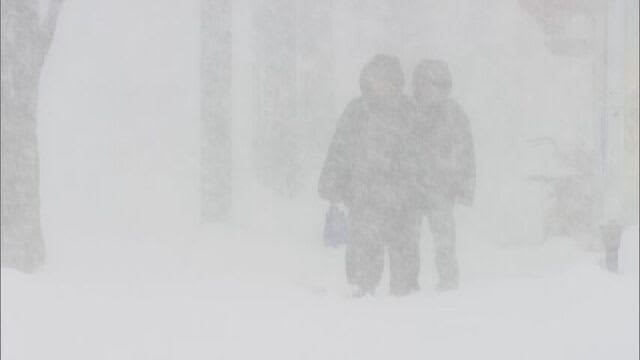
[[2, 225, 637, 360]]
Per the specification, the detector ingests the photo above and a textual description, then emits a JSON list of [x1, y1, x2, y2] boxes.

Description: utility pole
[[600, 0, 627, 225], [201, 0, 232, 222]]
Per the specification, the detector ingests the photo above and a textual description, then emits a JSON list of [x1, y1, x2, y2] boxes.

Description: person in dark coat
[[412, 59, 476, 291], [318, 54, 422, 296]]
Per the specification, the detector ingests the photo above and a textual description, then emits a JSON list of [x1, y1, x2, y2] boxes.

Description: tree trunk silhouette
[[1, 0, 64, 272]]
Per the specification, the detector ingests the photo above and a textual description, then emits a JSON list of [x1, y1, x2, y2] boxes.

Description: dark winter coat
[[414, 98, 476, 206], [318, 94, 421, 210]]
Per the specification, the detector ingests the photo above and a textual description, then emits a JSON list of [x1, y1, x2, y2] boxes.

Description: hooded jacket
[[412, 60, 476, 206], [319, 55, 421, 210]]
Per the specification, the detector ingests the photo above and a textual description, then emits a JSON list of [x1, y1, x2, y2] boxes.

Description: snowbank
[[2, 225, 638, 360]]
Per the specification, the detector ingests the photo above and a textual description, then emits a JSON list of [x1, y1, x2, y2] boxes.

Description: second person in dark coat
[[412, 59, 476, 291]]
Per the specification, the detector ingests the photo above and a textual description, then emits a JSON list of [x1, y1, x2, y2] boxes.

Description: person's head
[[412, 59, 452, 106], [359, 54, 405, 100]]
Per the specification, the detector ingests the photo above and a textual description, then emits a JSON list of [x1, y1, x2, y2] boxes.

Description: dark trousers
[[346, 205, 421, 295], [425, 194, 459, 286]]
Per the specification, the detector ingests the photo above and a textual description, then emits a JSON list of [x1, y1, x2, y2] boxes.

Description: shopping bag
[[323, 204, 348, 247]]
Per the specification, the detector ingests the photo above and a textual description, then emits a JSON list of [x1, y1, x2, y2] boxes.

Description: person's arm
[[451, 102, 476, 206], [318, 101, 358, 205]]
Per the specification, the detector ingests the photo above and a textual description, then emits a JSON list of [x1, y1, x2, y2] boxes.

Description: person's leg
[[387, 211, 421, 296], [426, 197, 459, 290], [346, 207, 385, 295]]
